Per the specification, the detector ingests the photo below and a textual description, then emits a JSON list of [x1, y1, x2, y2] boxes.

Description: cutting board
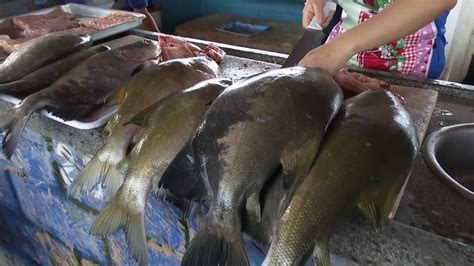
[[388, 85, 438, 218]]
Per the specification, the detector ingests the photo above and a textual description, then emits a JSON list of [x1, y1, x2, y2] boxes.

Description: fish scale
[[263, 90, 418, 265], [0, 39, 160, 159], [182, 66, 344, 266], [89, 78, 231, 265], [67, 57, 220, 202], [0, 33, 92, 83]]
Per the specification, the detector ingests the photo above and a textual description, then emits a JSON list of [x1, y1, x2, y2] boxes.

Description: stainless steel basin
[[424, 123, 474, 201]]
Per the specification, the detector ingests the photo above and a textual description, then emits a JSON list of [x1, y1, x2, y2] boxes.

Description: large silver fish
[[0, 40, 160, 158], [0, 45, 110, 95], [0, 33, 92, 83], [263, 89, 418, 266], [181, 66, 343, 266], [67, 57, 220, 200], [89, 78, 232, 265]]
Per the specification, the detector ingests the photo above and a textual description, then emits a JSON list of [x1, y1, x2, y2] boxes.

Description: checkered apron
[[327, 1, 437, 78]]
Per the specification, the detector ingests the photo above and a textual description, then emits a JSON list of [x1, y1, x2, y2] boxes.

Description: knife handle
[[307, 1, 337, 30]]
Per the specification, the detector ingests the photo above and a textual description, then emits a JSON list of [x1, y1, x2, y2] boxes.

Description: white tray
[[0, 93, 120, 130], [0, 3, 145, 42]]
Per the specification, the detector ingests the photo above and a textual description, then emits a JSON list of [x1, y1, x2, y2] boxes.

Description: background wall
[[201, 0, 303, 23], [160, 0, 201, 33], [161, 0, 303, 33]]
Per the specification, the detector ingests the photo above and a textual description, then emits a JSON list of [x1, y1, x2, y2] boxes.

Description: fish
[[67, 56, 220, 200], [181, 66, 344, 266], [157, 143, 286, 248], [89, 78, 232, 265], [0, 39, 161, 159], [0, 45, 110, 96], [0, 33, 92, 83], [263, 89, 418, 266]]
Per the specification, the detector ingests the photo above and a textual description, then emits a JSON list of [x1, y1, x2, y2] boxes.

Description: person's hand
[[134, 8, 160, 32], [302, 0, 335, 29], [299, 42, 352, 74], [332, 69, 406, 105], [334, 69, 391, 93]]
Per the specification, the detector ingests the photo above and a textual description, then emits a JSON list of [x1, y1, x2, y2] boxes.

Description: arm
[[300, 0, 457, 74], [128, 0, 160, 32], [134, 8, 160, 32]]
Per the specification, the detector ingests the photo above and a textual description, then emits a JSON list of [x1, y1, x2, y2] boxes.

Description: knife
[[282, 2, 336, 68]]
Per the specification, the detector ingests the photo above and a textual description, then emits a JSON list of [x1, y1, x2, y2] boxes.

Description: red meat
[[158, 34, 225, 64], [80, 13, 135, 30]]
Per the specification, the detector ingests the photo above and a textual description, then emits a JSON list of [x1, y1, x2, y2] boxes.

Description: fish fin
[[101, 164, 125, 200], [67, 152, 124, 200], [357, 174, 407, 227], [182, 225, 249, 266], [357, 192, 393, 227], [131, 63, 146, 77], [125, 104, 157, 128], [245, 191, 262, 223], [0, 108, 32, 159], [116, 158, 129, 174], [90, 193, 148, 265], [105, 82, 128, 107], [312, 240, 330, 266], [279, 140, 319, 215], [103, 119, 115, 136], [67, 153, 104, 198]]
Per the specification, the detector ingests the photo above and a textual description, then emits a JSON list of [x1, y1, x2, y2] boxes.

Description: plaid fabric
[[400, 31, 421, 74], [328, 0, 439, 78]]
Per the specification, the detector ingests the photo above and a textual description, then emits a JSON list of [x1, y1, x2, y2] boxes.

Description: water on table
[[395, 94, 474, 246], [0, 129, 266, 265]]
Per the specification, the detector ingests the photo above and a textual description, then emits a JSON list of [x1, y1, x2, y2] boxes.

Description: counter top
[[0, 51, 472, 265]]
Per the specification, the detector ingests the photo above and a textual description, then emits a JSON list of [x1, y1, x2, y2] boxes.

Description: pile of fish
[[74, 67, 415, 265], [0, 32, 226, 159], [0, 32, 419, 266]]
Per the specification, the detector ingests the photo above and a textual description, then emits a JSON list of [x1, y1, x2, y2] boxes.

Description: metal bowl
[[424, 123, 474, 201]]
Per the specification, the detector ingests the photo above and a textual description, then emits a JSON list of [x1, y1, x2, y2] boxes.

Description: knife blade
[[282, 2, 336, 68]]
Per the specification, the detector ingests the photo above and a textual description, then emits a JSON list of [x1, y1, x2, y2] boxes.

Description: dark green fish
[[182, 66, 343, 266], [67, 56, 220, 200], [158, 142, 286, 249], [0, 40, 160, 158], [0, 45, 110, 96], [0, 33, 92, 83], [263, 89, 418, 266], [89, 78, 231, 266]]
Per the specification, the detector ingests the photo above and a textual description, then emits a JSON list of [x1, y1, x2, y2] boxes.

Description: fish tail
[[67, 151, 124, 199], [90, 193, 148, 265], [101, 163, 125, 199], [68, 129, 132, 199], [0, 107, 32, 158], [182, 223, 249, 266]]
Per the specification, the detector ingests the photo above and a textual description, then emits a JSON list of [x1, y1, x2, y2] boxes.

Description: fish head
[[188, 56, 220, 77], [119, 39, 161, 62]]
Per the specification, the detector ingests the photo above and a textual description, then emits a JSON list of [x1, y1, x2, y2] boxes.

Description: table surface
[[175, 13, 304, 55], [0, 38, 472, 265]]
